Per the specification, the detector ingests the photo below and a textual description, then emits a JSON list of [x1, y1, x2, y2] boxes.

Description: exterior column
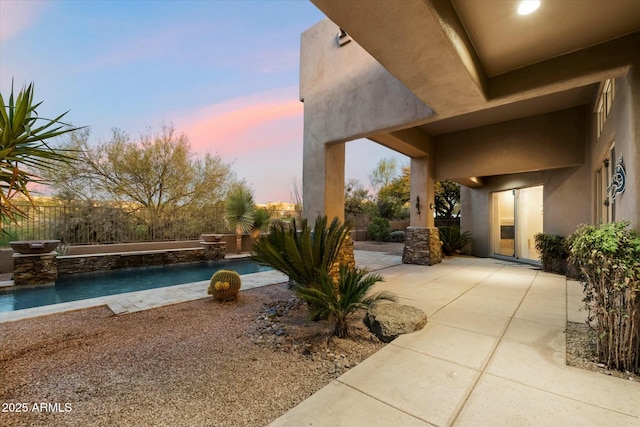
[[324, 143, 346, 222], [409, 156, 434, 227], [302, 134, 345, 223], [404, 156, 441, 265]]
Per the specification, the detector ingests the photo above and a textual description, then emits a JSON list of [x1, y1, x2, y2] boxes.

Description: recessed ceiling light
[[518, 0, 540, 15]]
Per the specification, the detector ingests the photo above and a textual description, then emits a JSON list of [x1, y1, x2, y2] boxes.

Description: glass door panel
[[492, 190, 515, 257], [492, 186, 543, 261], [516, 186, 543, 261]]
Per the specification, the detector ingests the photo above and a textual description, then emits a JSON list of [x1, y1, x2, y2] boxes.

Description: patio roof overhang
[[310, 0, 640, 136]]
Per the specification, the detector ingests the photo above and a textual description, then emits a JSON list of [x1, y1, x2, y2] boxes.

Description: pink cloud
[[175, 88, 303, 157], [0, 1, 48, 42], [172, 88, 304, 202]]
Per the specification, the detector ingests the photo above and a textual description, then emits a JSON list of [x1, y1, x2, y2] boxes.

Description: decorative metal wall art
[[607, 155, 626, 203]]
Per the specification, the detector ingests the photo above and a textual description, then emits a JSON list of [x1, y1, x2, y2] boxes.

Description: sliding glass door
[[492, 186, 543, 262]]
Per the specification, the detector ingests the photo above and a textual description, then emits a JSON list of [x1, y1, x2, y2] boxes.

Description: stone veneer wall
[[13, 253, 58, 287], [57, 244, 225, 277], [402, 226, 442, 266]]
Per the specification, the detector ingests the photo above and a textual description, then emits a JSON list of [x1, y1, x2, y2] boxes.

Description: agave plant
[[0, 82, 82, 229], [294, 266, 396, 338], [251, 215, 351, 290], [225, 185, 256, 253]]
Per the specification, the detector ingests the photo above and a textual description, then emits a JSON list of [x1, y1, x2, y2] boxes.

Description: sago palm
[[251, 215, 351, 290], [294, 266, 396, 338], [0, 82, 82, 229], [225, 186, 256, 253]]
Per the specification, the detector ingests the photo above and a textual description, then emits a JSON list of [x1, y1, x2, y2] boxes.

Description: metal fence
[[0, 203, 302, 246], [434, 218, 461, 228]]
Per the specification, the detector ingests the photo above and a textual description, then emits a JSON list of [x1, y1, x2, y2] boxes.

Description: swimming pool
[[0, 258, 272, 313]]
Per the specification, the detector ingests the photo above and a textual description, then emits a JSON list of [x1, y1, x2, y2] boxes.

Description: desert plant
[[207, 269, 242, 301], [294, 266, 396, 338], [367, 217, 391, 242], [569, 221, 640, 373], [389, 230, 405, 243], [251, 216, 351, 291], [534, 233, 569, 273], [251, 207, 271, 238], [438, 226, 472, 256], [225, 186, 255, 253], [0, 82, 82, 232]]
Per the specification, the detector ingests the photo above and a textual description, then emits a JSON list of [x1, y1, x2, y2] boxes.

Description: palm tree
[[0, 82, 82, 230], [294, 266, 396, 338], [225, 186, 255, 253], [251, 215, 351, 290], [251, 207, 271, 238]]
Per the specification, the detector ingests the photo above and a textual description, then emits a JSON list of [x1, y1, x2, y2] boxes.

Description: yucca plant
[[251, 207, 271, 238], [251, 215, 351, 290], [225, 185, 255, 253], [0, 82, 81, 231], [294, 266, 396, 338]]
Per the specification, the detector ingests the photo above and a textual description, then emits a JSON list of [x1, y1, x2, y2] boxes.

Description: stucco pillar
[[324, 143, 346, 222], [302, 135, 345, 223], [409, 156, 435, 227]]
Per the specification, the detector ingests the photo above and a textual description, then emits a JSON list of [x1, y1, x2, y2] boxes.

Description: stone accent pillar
[[329, 234, 356, 280], [201, 242, 226, 261], [13, 252, 58, 287], [402, 226, 442, 266]]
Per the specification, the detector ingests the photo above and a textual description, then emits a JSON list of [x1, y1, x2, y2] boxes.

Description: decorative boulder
[[364, 302, 428, 343]]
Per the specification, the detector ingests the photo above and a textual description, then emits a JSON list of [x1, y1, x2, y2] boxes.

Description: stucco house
[[300, 0, 640, 263]]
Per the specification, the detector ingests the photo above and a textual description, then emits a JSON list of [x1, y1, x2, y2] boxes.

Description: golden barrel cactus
[[207, 269, 241, 301]]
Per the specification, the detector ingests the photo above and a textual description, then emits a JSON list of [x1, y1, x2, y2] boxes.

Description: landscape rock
[[364, 302, 428, 343]]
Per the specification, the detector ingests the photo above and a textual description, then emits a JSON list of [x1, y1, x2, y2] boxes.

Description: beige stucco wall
[[434, 107, 587, 181], [300, 17, 639, 258], [300, 19, 433, 221], [591, 69, 640, 229], [460, 167, 591, 258]]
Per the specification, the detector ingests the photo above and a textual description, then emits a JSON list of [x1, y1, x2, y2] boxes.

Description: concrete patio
[[270, 255, 640, 427]]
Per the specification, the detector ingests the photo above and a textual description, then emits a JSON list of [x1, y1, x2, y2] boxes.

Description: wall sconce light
[[415, 195, 421, 215], [336, 28, 351, 46]]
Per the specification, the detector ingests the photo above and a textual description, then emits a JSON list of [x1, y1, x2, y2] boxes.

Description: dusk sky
[[0, 0, 408, 204]]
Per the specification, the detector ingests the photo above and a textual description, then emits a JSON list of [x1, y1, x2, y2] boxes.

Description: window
[[595, 143, 615, 223], [595, 79, 615, 139]]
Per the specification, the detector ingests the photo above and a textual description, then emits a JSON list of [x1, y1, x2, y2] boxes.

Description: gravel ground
[[565, 322, 639, 382], [0, 283, 383, 427]]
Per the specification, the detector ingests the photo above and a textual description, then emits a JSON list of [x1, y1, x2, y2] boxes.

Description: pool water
[[0, 259, 272, 313]]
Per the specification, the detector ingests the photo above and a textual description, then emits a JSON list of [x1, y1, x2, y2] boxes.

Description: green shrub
[[293, 266, 396, 337], [534, 233, 569, 273], [368, 217, 391, 242], [569, 221, 640, 373], [389, 230, 405, 243], [438, 226, 472, 256]]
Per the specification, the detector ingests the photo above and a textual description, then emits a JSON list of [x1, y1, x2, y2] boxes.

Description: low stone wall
[[58, 244, 225, 277], [402, 227, 442, 266]]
